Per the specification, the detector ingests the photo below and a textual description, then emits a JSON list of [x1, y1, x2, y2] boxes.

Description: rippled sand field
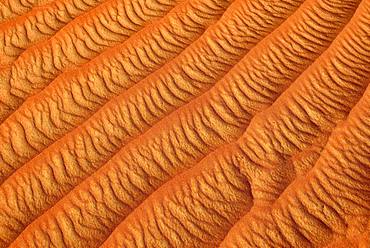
[[0, 0, 369, 247]]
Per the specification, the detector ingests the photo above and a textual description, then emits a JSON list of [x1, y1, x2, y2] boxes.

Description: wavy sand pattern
[[0, 0, 369, 247]]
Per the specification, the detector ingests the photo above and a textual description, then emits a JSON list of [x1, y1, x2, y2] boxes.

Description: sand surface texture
[[0, 0, 369, 247]]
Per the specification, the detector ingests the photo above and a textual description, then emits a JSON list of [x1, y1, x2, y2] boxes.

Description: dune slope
[[0, 0, 369, 247]]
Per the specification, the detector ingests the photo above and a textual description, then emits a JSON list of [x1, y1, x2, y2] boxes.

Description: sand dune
[[0, 0, 369, 247]]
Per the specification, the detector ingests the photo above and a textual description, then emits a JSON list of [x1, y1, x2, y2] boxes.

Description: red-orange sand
[[0, 0, 369, 247]]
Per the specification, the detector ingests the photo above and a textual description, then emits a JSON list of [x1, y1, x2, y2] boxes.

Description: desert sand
[[0, 0, 369, 247]]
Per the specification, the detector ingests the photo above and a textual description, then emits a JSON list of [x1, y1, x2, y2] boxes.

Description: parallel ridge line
[[100, 2, 370, 245], [0, 0, 110, 66], [0, 0, 227, 184], [219, 5, 370, 245], [0, 0, 56, 24], [3, 0, 364, 245], [0, 0, 304, 189], [220, 82, 370, 248], [0, 0, 305, 244], [0, 0, 183, 122], [0, 0, 234, 245]]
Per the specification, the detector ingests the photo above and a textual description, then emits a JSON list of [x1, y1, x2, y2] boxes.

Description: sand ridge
[[0, 0, 369, 247]]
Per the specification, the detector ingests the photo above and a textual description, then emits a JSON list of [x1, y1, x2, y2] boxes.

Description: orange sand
[[0, 0, 369, 247]]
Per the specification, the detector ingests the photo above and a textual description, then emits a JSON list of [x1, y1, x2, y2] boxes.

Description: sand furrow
[[3, 0, 367, 246]]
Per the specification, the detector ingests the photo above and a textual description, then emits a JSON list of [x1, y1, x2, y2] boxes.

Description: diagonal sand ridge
[[0, 0, 369, 247]]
